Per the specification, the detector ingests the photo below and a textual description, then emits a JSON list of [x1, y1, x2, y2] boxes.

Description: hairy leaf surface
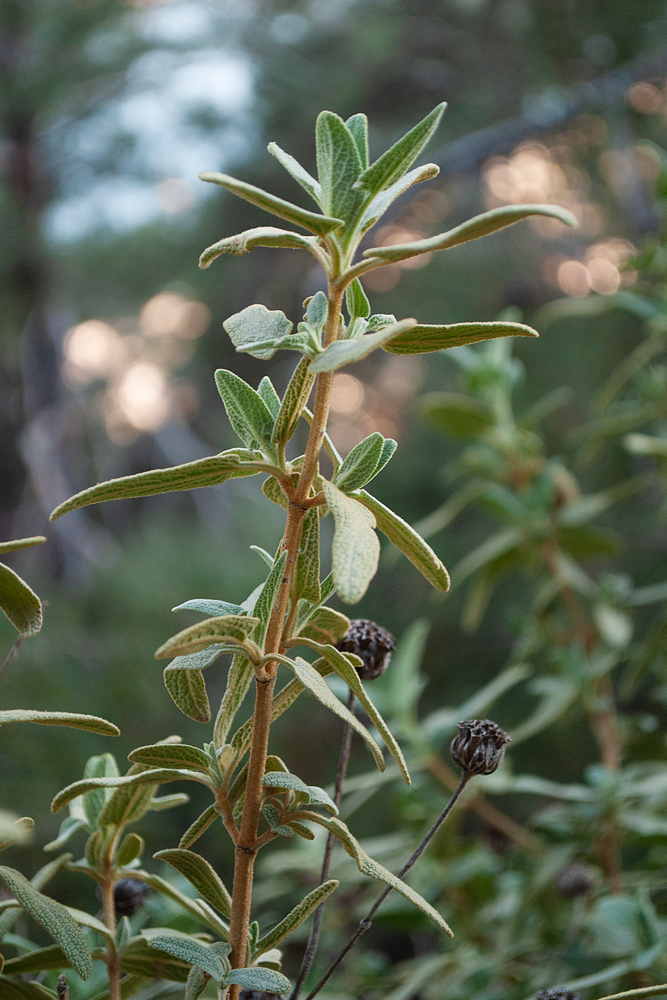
[[199, 172, 342, 236], [321, 481, 380, 603]]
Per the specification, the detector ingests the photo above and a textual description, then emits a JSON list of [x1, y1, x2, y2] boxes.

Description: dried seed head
[[450, 719, 510, 776], [336, 619, 396, 681], [556, 862, 595, 899], [113, 877, 150, 917], [535, 990, 582, 1000]]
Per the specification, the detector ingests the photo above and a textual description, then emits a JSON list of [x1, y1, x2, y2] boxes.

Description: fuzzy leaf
[[272, 357, 315, 447], [179, 804, 218, 849], [155, 614, 259, 659], [298, 813, 452, 936], [321, 481, 380, 604], [306, 290, 329, 328], [345, 278, 371, 322], [0, 563, 42, 637], [0, 976, 56, 997], [307, 785, 338, 813], [223, 304, 293, 361], [309, 319, 416, 373], [255, 880, 338, 956], [383, 321, 539, 354], [360, 162, 440, 232], [82, 753, 119, 829], [0, 866, 92, 978], [154, 849, 232, 918], [131, 871, 229, 939], [199, 172, 343, 236], [226, 967, 291, 993], [166, 645, 228, 673], [150, 792, 190, 812], [149, 934, 225, 983], [345, 113, 369, 168], [258, 377, 281, 418], [295, 507, 321, 603], [1, 944, 69, 975], [52, 769, 210, 814], [200, 227, 317, 267], [268, 142, 322, 203], [0, 710, 119, 736], [164, 667, 211, 723], [214, 370, 276, 457], [356, 491, 450, 592], [298, 606, 350, 647], [334, 433, 385, 493], [213, 653, 255, 748], [363, 203, 577, 262], [0, 814, 33, 852], [173, 599, 246, 617], [254, 551, 288, 642], [116, 832, 144, 867], [185, 964, 210, 1000], [0, 537, 45, 555], [262, 771, 311, 797], [129, 744, 212, 774], [356, 103, 446, 196], [316, 111, 364, 224]]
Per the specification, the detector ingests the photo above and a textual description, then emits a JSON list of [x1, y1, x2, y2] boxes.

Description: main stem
[[227, 286, 344, 981], [101, 876, 120, 1000]]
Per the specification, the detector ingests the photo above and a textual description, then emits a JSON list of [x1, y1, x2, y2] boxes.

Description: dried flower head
[[556, 862, 595, 899], [113, 877, 150, 917], [337, 619, 395, 680], [450, 719, 510, 776], [535, 990, 582, 1000]]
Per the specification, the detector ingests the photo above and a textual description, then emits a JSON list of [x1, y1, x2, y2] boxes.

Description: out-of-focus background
[[2, 0, 667, 895]]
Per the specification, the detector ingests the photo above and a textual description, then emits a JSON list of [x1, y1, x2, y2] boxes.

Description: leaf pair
[[0, 537, 45, 637]]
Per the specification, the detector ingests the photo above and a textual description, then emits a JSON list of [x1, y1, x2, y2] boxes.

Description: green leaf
[[129, 744, 212, 774], [0, 814, 33, 852], [255, 879, 338, 957], [164, 667, 211, 723], [286, 656, 385, 771], [150, 792, 190, 812], [309, 319, 416, 373], [297, 813, 452, 936], [360, 163, 440, 232], [199, 172, 343, 236], [82, 753, 119, 829], [334, 433, 385, 493], [322, 481, 380, 603], [223, 304, 294, 361], [356, 103, 446, 196], [214, 653, 255, 748], [316, 111, 364, 224], [155, 614, 259, 659], [50, 452, 259, 521], [0, 536, 45, 555], [298, 607, 349, 646], [131, 871, 229, 939], [383, 321, 539, 355], [148, 934, 225, 983], [173, 599, 246, 617], [116, 832, 144, 867], [2, 943, 70, 975], [254, 551, 288, 642], [363, 203, 577, 262], [154, 849, 232, 918], [258, 377, 281, 419], [262, 771, 311, 796], [272, 356, 315, 447], [0, 563, 42, 637], [356, 490, 450, 593], [306, 290, 328, 328], [375, 438, 397, 477], [0, 866, 92, 979], [200, 227, 318, 268], [0, 976, 56, 998], [289, 820, 316, 840], [0, 710, 119, 736], [179, 804, 218, 850], [226, 967, 291, 994], [345, 278, 371, 322], [345, 113, 369, 168], [52, 769, 211, 814], [268, 142, 322, 204], [121, 935, 193, 982], [307, 786, 338, 813], [185, 964, 210, 1000], [165, 645, 229, 673], [295, 507, 321, 603], [293, 638, 410, 785], [214, 370, 276, 457]]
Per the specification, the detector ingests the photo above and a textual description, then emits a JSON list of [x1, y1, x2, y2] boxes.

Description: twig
[[57, 973, 69, 999], [291, 688, 356, 1000], [304, 774, 470, 1000], [0, 637, 23, 686]]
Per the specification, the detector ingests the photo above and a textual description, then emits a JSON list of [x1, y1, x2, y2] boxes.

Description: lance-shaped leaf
[[295, 507, 321, 603], [0, 563, 42, 637], [50, 452, 259, 521], [272, 356, 315, 447], [199, 172, 342, 236], [227, 968, 291, 994], [179, 804, 218, 849], [223, 304, 295, 362], [309, 319, 416, 373], [0, 536, 46, 555], [345, 113, 369, 168], [334, 432, 385, 493], [214, 653, 255, 748], [129, 744, 212, 774], [268, 142, 322, 203], [0, 710, 119, 736], [164, 666, 211, 724], [200, 227, 319, 268], [149, 934, 225, 983], [316, 111, 364, 225], [121, 935, 193, 981], [0, 974, 57, 997], [306, 290, 328, 328], [355, 102, 446, 195], [345, 277, 371, 322], [253, 551, 288, 642], [363, 203, 577, 263], [173, 599, 246, 617], [382, 320, 539, 355], [52, 769, 211, 814], [322, 481, 380, 604], [254, 880, 339, 957], [132, 871, 229, 939], [356, 490, 450, 592], [283, 656, 385, 771], [154, 849, 232, 918], [360, 162, 440, 232], [292, 638, 410, 785], [298, 607, 349, 646], [258, 376, 281, 418], [297, 813, 453, 936], [82, 753, 119, 829], [0, 866, 93, 979], [186, 965, 210, 1000], [262, 771, 311, 797], [1, 944, 71, 975], [155, 614, 259, 659], [214, 371, 277, 458]]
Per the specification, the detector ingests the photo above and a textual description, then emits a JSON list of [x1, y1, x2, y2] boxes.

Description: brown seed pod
[[336, 619, 396, 680], [556, 862, 595, 899], [450, 719, 510, 776], [113, 877, 150, 917], [535, 990, 582, 1000]]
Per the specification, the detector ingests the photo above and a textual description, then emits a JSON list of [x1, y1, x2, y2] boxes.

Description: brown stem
[[57, 974, 69, 999], [101, 876, 120, 1000]]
